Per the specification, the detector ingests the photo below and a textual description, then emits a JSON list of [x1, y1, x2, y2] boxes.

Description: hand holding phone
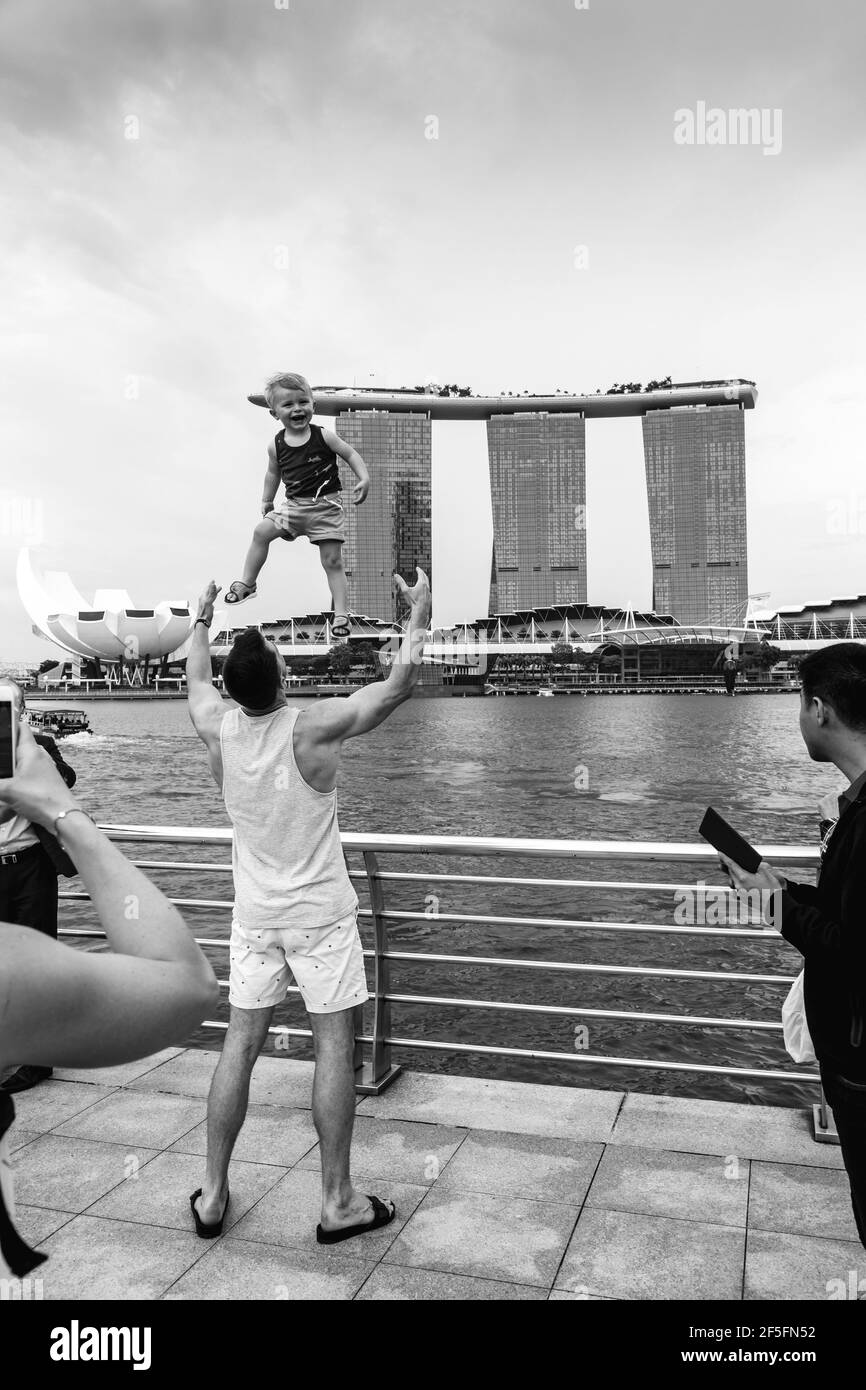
[[699, 806, 763, 874], [0, 687, 18, 779], [0, 720, 78, 829]]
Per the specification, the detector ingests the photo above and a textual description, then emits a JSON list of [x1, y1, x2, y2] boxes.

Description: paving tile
[[297, 1116, 467, 1186], [170, 1104, 319, 1168], [37, 1215, 208, 1300], [129, 1049, 317, 1109], [13, 1204, 78, 1246], [53, 1090, 206, 1149], [435, 1129, 602, 1204], [748, 1161, 860, 1243], [6, 1127, 41, 1154], [11, 1135, 159, 1213], [745, 1229, 866, 1300], [164, 1236, 376, 1300], [586, 1145, 749, 1227], [88, 1149, 286, 1232], [555, 1208, 744, 1300], [355, 1266, 547, 1300], [548, 1289, 617, 1300], [248, 1056, 318, 1108], [126, 1049, 224, 1099], [357, 1071, 623, 1141], [230, 1166, 426, 1257], [8, 1080, 116, 1133], [384, 1186, 578, 1286], [610, 1093, 845, 1169], [53, 1047, 185, 1088]]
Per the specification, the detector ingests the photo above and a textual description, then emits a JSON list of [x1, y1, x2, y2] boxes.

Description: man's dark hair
[[799, 642, 866, 731], [222, 630, 281, 710]]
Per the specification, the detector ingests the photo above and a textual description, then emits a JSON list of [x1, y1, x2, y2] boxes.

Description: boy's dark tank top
[[275, 424, 341, 500]]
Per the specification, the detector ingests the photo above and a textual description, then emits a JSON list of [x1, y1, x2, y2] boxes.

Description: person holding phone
[[0, 721, 219, 1278], [720, 643, 866, 1256], [0, 680, 78, 1093]]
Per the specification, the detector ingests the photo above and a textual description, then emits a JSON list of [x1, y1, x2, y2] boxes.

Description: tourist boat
[[26, 707, 92, 739], [537, 686, 555, 697]]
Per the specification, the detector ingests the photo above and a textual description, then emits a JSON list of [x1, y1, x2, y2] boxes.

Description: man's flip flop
[[316, 1195, 396, 1245], [331, 614, 350, 638], [189, 1187, 229, 1239], [224, 581, 257, 605]]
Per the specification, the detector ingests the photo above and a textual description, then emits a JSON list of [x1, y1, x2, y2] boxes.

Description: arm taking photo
[[0, 722, 219, 1071]]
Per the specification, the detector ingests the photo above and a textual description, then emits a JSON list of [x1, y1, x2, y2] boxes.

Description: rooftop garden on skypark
[[313, 375, 753, 399]]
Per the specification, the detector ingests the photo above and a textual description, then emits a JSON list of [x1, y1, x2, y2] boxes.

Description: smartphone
[[698, 806, 762, 874], [0, 691, 17, 779]]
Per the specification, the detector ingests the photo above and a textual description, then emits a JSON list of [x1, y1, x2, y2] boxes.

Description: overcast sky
[[1, 0, 864, 658]]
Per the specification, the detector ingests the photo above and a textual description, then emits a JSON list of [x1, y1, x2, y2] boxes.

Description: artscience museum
[[17, 549, 196, 684]]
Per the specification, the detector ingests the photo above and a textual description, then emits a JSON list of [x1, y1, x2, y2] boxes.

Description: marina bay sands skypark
[[249, 379, 757, 628]]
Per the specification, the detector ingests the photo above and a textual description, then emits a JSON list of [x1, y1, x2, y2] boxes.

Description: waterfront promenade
[[9, 1048, 859, 1301]]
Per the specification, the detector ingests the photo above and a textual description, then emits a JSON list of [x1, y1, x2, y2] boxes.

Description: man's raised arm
[[309, 568, 431, 743], [186, 581, 224, 747]]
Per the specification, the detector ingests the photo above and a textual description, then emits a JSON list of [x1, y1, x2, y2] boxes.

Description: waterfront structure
[[332, 410, 432, 623], [433, 602, 769, 681], [487, 413, 586, 613], [758, 594, 866, 649], [211, 611, 400, 655], [642, 402, 748, 626], [16, 548, 194, 682]]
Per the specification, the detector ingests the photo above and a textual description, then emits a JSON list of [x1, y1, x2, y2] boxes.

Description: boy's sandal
[[331, 614, 351, 638], [224, 580, 257, 605]]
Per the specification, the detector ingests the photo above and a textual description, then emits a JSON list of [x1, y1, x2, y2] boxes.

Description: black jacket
[[780, 780, 866, 1080], [32, 734, 78, 877]]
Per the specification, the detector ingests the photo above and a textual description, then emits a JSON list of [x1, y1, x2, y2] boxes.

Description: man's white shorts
[[228, 907, 369, 1014]]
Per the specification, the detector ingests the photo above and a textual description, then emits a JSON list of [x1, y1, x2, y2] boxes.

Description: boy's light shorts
[[228, 906, 369, 1014], [266, 493, 346, 546]]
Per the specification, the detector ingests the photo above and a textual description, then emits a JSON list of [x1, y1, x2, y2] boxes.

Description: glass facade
[[335, 411, 432, 622], [487, 413, 587, 614], [642, 404, 748, 626]]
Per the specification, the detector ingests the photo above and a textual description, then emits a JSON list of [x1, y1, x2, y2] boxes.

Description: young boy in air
[[225, 373, 369, 638]]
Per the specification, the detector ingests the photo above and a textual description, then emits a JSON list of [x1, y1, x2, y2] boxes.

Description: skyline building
[[335, 410, 432, 623], [487, 412, 587, 614], [642, 403, 748, 626], [243, 382, 756, 627]]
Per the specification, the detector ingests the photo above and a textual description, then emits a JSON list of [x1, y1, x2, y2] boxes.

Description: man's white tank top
[[220, 705, 358, 929]]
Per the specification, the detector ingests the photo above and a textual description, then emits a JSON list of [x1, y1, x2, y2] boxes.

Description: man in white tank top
[[185, 568, 431, 1244]]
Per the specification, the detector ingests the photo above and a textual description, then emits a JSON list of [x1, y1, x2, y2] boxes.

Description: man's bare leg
[[309, 1006, 379, 1231], [196, 1003, 274, 1223]]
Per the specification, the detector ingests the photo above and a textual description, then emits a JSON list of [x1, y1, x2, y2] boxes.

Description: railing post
[[354, 850, 402, 1096], [812, 1084, 840, 1144]]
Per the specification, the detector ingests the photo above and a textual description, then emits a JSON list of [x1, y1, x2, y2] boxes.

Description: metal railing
[[55, 827, 835, 1133]]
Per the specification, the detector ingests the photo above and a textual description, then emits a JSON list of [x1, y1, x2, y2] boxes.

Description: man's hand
[[394, 566, 431, 610], [719, 853, 786, 931], [353, 478, 369, 505], [196, 581, 221, 623]]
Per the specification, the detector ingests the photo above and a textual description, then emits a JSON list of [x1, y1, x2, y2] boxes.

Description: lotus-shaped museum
[[17, 549, 195, 663]]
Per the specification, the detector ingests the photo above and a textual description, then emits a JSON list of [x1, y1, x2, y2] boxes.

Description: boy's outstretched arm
[[321, 426, 369, 503], [261, 441, 281, 516]]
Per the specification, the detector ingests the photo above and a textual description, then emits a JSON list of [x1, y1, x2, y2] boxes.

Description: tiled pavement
[[7, 1048, 863, 1301]]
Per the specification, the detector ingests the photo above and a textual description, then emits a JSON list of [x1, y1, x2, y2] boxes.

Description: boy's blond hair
[[263, 372, 312, 407]]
